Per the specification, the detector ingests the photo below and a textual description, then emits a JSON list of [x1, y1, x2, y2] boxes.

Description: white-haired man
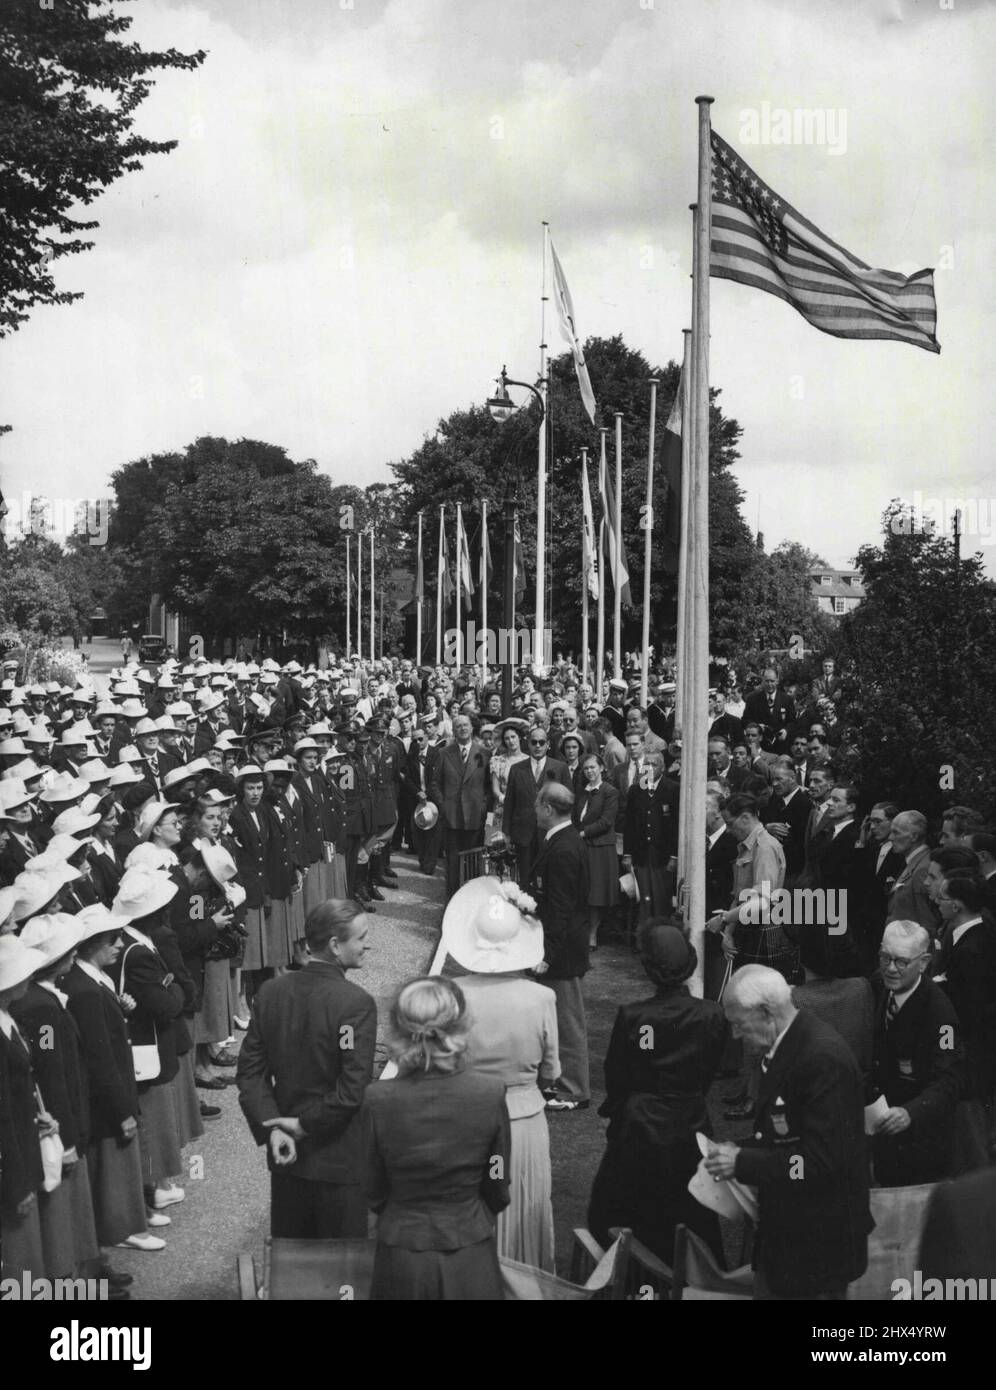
[[704, 964, 871, 1300]]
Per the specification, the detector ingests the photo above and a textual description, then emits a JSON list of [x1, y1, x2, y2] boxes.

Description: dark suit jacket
[[237, 960, 376, 1184], [229, 802, 271, 908], [0, 1027, 42, 1215], [137, 751, 180, 794], [430, 740, 490, 834], [87, 841, 124, 907], [646, 702, 676, 743], [361, 1069, 510, 1249], [573, 781, 618, 848], [0, 830, 42, 883], [853, 843, 905, 956], [762, 787, 811, 881], [706, 828, 739, 914], [501, 754, 572, 846], [622, 777, 679, 864], [734, 1010, 872, 1296], [937, 919, 996, 1101], [743, 688, 796, 746], [111, 934, 185, 1088], [11, 982, 90, 1153], [709, 712, 743, 748], [796, 802, 834, 889], [528, 824, 589, 979], [919, 1168, 996, 1281], [871, 976, 963, 1183], [63, 963, 139, 1141]]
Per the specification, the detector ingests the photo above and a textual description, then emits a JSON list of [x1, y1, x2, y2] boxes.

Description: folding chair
[[847, 1183, 936, 1300], [499, 1230, 632, 1300], [237, 1237, 376, 1301], [607, 1226, 675, 1301], [671, 1223, 754, 1300]]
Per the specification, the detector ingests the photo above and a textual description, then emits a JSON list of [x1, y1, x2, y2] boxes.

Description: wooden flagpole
[[580, 447, 590, 688], [613, 411, 623, 679], [641, 380, 658, 708]]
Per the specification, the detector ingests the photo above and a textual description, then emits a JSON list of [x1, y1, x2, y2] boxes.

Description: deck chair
[[847, 1182, 936, 1300], [237, 1237, 376, 1301], [671, 1223, 754, 1300], [607, 1227, 675, 1301], [499, 1230, 632, 1300]]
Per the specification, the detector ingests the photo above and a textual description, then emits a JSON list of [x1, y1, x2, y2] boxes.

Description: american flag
[[709, 129, 940, 354]]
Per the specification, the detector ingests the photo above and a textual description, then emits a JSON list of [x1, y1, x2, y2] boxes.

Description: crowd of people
[[0, 646, 994, 1299]]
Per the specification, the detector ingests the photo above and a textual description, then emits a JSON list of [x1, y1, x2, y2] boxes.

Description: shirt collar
[[891, 974, 922, 1011], [831, 817, 855, 838], [38, 978, 68, 1008], [708, 825, 726, 849], [78, 958, 117, 992], [764, 1014, 796, 1065], [951, 916, 984, 947], [545, 820, 571, 842]]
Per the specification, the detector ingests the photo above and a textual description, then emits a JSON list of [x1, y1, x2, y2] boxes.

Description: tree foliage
[[0, 0, 204, 335]]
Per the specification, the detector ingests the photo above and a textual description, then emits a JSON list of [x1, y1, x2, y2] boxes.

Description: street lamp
[[487, 365, 546, 713]]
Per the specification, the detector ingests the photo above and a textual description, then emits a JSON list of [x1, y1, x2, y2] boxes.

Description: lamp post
[[487, 366, 546, 713]]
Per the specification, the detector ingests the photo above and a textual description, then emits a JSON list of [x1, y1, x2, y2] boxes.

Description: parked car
[[138, 633, 168, 664]]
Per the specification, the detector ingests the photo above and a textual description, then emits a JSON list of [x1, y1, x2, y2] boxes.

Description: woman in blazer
[[87, 794, 125, 907], [558, 732, 586, 799], [361, 977, 511, 1301], [574, 754, 620, 949]]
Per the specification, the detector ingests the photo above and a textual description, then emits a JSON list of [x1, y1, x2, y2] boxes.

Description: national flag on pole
[[661, 375, 682, 576], [456, 503, 475, 598], [438, 507, 454, 604], [581, 457, 599, 600], [550, 236, 598, 422], [709, 129, 939, 353], [479, 511, 493, 590], [513, 518, 526, 600], [598, 433, 631, 606], [414, 516, 424, 601]]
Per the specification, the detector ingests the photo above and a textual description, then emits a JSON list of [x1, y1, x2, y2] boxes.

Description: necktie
[[461, 746, 468, 764], [885, 993, 898, 1028], [760, 1054, 770, 1074]]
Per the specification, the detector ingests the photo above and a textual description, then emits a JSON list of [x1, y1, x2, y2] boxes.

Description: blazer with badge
[[228, 802, 271, 908], [237, 960, 377, 1184], [63, 962, 138, 1142], [622, 775, 679, 866], [761, 786, 811, 882], [430, 740, 491, 833], [734, 1009, 872, 1297], [528, 823, 589, 980], [742, 688, 796, 746], [502, 754, 572, 847]]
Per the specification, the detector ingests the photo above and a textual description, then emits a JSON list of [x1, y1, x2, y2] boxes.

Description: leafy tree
[[0, 535, 75, 635], [837, 501, 996, 820], [0, 0, 204, 335]]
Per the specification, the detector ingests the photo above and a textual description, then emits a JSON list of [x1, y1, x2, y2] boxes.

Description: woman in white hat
[[12, 913, 100, 1280], [0, 778, 44, 881], [0, 934, 53, 1279], [175, 838, 242, 1087], [123, 798, 183, 873], [63, 904, 160, 1268], [109, 868, 188, 1214], [440, 877, 560, 1272]]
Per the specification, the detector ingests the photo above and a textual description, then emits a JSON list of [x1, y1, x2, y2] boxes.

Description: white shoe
[[146, 1210, 171, 1227], [151, 1187, 185, 1209], [115, 1232, 166, 1252]]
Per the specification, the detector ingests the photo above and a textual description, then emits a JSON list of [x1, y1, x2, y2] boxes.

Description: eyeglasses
[[528, 739, 547, 747], [877, 952, 927, 970]]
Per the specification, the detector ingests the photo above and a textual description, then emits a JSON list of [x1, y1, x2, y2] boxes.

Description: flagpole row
[[641, 379, 659, 709], [613, 411, 623, 680], [415, 511, 423, 665], [596, 428, 608, 703]]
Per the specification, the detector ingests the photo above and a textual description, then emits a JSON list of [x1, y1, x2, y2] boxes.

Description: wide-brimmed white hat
[[413, 800, 439, 830], [163, 765, 199, 791], [194, 838, 246, 907], [112, 865, 178, 919], [0, 737, 28, 758], [29, 833, 93, 867], [80, 761, 112, 786], [440, 876, 544, 974], [198, 787, 235, 807], [134, 718, 160, 738], [39, 771, 88, 804], [108, 763, 142, 787], [0, 884, 20, 931], [136, 799, 180, 841], [25, 723, 53, 745], [12, 867, 78, 922], [117, 699, 147, 719], [19, 912, 86, 965], [0, 936, 49, 990], [197, 690, 225, 715], [0, 779, 32, 816], [51, 804, 102, 836], [75, 902, 130, 941]]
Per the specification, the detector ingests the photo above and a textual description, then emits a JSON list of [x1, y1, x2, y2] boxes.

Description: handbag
[[35, 1084, 65, 1193], [120, 942, 161, 1083]]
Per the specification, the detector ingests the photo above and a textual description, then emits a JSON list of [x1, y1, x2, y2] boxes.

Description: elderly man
[[621, 751, 679, 922], [886, 811, 938, 938], [429, 713, 490, 899], [870, 920, 963, 1186], [742, 668, 796, 750], [761, 757, 811, 883], [704, 964, 872, 1300]]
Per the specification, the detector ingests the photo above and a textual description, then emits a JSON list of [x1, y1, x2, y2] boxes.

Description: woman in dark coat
[[0, 935, 51, 1279], [588, 923, 730, 1265], [361, 977, 511, 1301], [574, 753, 620, 949]]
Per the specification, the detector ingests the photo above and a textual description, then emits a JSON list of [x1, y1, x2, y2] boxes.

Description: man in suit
[[429, 714, 490, 900], [622, 751, 679, 922], [742, 669, 796, 750], [501, 726, 571, 886], [967, 829, 996, 915], [709, 691, 743, 750], [237, 900, 376, 1239], [761, 758, 811, 883], [852, 802, 905, 968], [886, 811, 939, 939], [870, 920, 963, 1186], [401, 721, 442, 875], [705, 964, 872, 1299], [796, 766, 835, 889], [133, 719, 180, 795], [365, 719, 401, 890], [530, 784, 591, 1111], [813, 782, 862, 968], [932, 871, 996, 1113], [335, 724, 374, 905], [705, 790, 739, 1002]]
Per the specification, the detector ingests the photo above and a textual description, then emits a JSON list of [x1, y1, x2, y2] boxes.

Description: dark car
[[138, 633, 168, 664]]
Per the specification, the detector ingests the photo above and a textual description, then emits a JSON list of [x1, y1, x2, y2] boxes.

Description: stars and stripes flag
[[550, 235, 598, 422], [456, 503, 474, 598], [581, 455, 599, 600], [709, 129, 940, 353]]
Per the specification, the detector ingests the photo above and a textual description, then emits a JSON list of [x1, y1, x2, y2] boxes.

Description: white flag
[[550, 236, 597, 424], [581, 457, 599, 600], [456, 503, 474, 597]]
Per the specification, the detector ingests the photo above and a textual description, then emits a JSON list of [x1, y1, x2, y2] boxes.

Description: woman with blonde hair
[[361, 976, 510, 1300]]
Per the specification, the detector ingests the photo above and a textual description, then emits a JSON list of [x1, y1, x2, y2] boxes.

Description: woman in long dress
[[489, 722, 528, 822], [441, 877, 559, 1271], [574, 754, 620, 950]]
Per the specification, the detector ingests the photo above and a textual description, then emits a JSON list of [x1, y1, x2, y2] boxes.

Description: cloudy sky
[[3, 0, 994, 570]]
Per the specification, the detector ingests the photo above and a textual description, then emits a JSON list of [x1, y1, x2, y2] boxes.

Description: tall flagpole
[[480, 499, 488, 689], [455, 503, 463, 670], [345, 532, 352, 657], [682, 96, 714, 999], [435, 504, 444, 666], [596, 428, 608, 702], [675, 320, 693, 737], [641, 379, 659, 708], [369, 526, 375, 664], [580, 447, 590, 688], [613, 410, 623, 679], [415, 511, 423, 664], [535, 222, 550, 675], [357, 527, 363, 665]]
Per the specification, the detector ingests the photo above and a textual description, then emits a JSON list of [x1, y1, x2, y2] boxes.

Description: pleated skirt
[[195, 958, 234, 1043], [302, 861, 325, 917], [2, 1199, 44, 1280], [584, 841, 621, 908], [496, 1109, 556, 1273], [319, 851, 348, 900], [137, 1079, 182, 1188], [241, 906, 268, 971], [39, 1156, 99, 1277], [264, 898, 293, 969], [87, 1135, 148, 1247], [174, 1050, 205, 1150], [370, 1235, 504, 1301]]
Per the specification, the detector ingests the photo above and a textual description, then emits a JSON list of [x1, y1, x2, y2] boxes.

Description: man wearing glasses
[[502, 728, 572, 885], [869, 920, 963, 1187], [401, 721, 441, 877]]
